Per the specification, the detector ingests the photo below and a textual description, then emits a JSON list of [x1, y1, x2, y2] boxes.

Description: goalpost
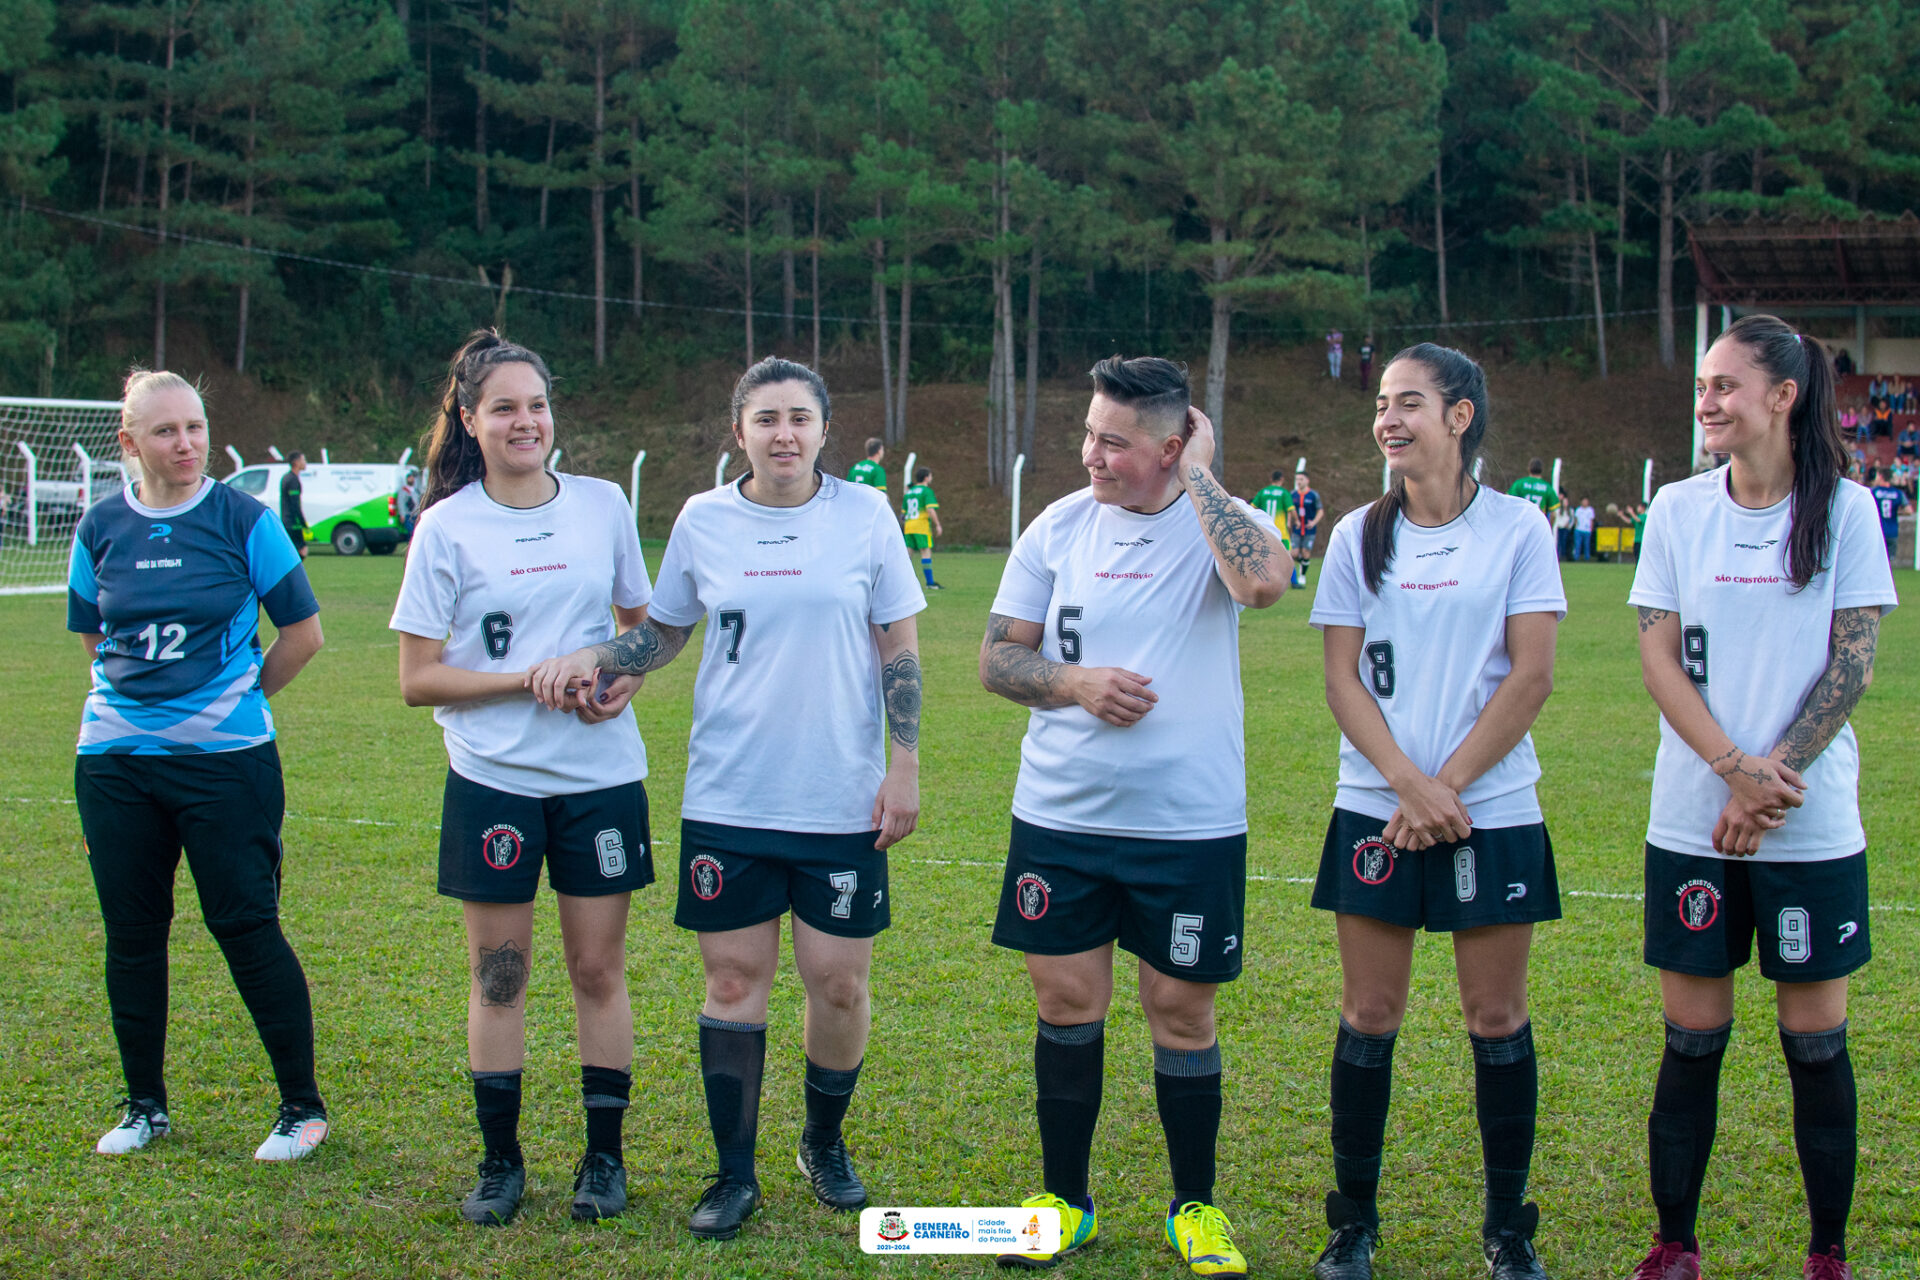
[[0, 397, 128, 596]]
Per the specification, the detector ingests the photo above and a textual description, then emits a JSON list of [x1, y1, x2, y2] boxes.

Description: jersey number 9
[[1682, 624, 1708, 686]]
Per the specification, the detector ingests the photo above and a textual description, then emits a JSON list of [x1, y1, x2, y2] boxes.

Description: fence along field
[[1, 554, 1915, 1278]]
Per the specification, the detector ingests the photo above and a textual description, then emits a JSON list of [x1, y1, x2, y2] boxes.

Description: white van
[[225, 462, 415, 555]]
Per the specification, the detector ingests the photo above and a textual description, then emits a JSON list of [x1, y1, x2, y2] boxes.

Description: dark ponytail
[[1714, 314, 1846, 589], [1362, 343, 1490, 593], [419, 329, 554, 511]]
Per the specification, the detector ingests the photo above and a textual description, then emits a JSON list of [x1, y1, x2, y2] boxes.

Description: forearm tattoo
[[1186, 465, 1275, 583], [475, 939, 528, 1007], [593, 620, 692, 675], [882, 650, 922, 751], [981, 613, 1073, 708], [1636, 606, 1671, 633], [1773, 607, 1880, 771]]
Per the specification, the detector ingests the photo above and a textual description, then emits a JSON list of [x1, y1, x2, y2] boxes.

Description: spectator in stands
[[1868, 376, 1889, 400], [1572, 497, 1596, 561], [1833, 346, 1855, 377], [1326, 330, 1344, 380], [1840, 404, 1861, 442], [1554, 489, 1574, 560]]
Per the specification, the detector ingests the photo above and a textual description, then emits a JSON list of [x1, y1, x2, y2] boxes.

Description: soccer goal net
[[0, 397, 128, 596]]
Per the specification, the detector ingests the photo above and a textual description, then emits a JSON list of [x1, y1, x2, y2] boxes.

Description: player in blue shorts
[[71, 369, 329, 1163], [393, 331, 657, 1226], [1307, 345, 1563, 1280], [1626, 316, 1894, 1280]]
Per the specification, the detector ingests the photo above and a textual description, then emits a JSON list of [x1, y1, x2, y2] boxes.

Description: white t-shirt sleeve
[[1832, 486, 1900, 615], [1627, 492, 1678, 611], [1307, 513, 1366, 629], [608, 490, 654, 611], [646, 504, 704, 628], [390, 515, 457, 638], [990, 515, 1055, 624], [869, 501, 929, 625], [1507, 508, 1568, 618]]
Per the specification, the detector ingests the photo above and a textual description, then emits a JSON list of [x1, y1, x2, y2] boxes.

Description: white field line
[[3, 798, 1911, 912]]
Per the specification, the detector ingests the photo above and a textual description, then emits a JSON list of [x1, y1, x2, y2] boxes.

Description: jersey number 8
[[1364, 641, 1395, 698]]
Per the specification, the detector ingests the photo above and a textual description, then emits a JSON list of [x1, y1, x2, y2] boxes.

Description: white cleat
[[97, 1099, 169, 1155], [254, 1103, 329, 1161]]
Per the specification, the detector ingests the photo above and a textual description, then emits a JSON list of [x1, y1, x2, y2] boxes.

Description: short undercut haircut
[[1089, 355, 1189, 435]]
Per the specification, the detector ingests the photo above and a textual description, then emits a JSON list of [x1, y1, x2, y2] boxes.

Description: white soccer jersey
[[1629, 469, 1897, 862], [390, 474, 651, 797], [648, 475, 926, 834], [991, 487, 1274, 840], [1310, 487, 1567, 827]]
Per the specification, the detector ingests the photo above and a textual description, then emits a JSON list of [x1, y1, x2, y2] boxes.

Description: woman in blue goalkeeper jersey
[[67, 369, 329, 1163]]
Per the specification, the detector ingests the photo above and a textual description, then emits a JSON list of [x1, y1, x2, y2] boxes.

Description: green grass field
[[1, 552, 1915, 1279]]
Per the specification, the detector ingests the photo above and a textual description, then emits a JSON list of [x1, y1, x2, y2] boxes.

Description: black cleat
[[460, 1155, 526, 1227], [1483, 1202, 1548, 1280], [689, 1171, 762, 1240], [1312, 1191, 1380, 1280], [570, 1150, 627, 1221], [796, 1137, 868, 1211], [926, 581, 945, 590]]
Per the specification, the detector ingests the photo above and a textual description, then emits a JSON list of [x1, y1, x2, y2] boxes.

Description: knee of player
[[563, 950, 627, 1004], [1459, 993, 1529, 1040], [1138, 985, 1215, 1043], [1341, 993, 1407, 1038], [807, 968, 870, 1017], [704, 965, 769, 1013], [202, 913, 280, 946]]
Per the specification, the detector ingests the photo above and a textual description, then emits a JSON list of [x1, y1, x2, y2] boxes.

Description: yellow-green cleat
[[996, 1192, 1097, 1269], [1166, 1201, 1248, 1277]]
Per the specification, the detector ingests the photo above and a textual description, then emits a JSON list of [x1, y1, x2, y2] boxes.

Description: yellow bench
[[1595, 526, 1636, 558]]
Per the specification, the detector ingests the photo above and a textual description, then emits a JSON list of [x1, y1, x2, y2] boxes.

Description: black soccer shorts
[[438, 769, 653, 903], [1310, 807, 1562, 931], [1643, 844, 1871, 982], [991, 816, 1247, 983], [674, 820, 891, 939]]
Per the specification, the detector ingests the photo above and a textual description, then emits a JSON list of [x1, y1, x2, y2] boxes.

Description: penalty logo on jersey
[[480, 824, 524, 872], [691, 854, 725, 901], [1351, 837, 1396, 885], [1016, 873, 1051, 921], [1677, 880, 1721, 931]]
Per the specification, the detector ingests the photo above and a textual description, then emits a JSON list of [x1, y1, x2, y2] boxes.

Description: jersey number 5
[[1057, 606, 1084, 664], [1364, 641, 1395, 698], [1682, 624, 1708, 686], [482, 611, 513, 660]]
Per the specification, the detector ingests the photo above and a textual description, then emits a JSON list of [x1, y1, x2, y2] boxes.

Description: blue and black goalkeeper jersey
[[67, 477, 319, 755]]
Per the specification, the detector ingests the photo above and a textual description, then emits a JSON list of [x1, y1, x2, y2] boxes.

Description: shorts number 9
[[1778, 907, 1810, 964]]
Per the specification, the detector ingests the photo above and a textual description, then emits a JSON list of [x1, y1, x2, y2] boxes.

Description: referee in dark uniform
[[280, 452, 308, 558]]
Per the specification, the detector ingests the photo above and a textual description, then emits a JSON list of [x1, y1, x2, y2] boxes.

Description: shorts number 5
[[1170, 913, 1204, 967]]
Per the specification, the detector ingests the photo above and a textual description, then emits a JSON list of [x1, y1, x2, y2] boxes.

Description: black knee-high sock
[[1781, 1022, 1855, 1261], [582, 1065, 631, 1161], [207, 917, 322, 1109], [1154, 1042, 1223, 1209], [1330, 1018, 1396, 1229], [699, 1015, 766, 1182], [802, 1057, 862, 1148], [1648, 1018, 1731, 1252], [1035, 1018, 1104, 1206], [1472, 1022, 1538, 1236], [103, 920, 172, 1109], [472, 1069, 523, 1164]]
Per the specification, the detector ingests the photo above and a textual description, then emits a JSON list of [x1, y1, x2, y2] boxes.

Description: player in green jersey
[[902, 467, 943, 590], [1253, 470, 1304, 589], [1506, 459, 1559, 520], [848, 438, 888, 491]]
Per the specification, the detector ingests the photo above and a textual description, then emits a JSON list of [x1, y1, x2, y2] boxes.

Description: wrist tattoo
[[594, 620, 692, 675]]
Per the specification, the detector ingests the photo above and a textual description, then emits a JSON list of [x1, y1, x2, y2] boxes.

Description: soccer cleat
[[96, 1098, 169, 1155], [1803, 1248, 1852, 1280], [1165, 1201, 1247, 1277], [689, 1171, 762, 1240], [996, 1192, 1096, 1269], [796, 1136, 868, 1211], [460, 1155, 526, 1226], [1628, 1235, 1701, 1280], [253, 1102, 329, 1161], [569, 1150, 627, 1221], [926, 581, 945, 590], [1312, 1191, 1380, 1280], [1482, 1202, 1548, 1279]]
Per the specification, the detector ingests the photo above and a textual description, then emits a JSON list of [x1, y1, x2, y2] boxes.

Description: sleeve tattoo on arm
[[1773, 606, 1880, 771], [982, 613, 1071, 707], [882, 650, 922, 751], [594, 620, 693, 674], [1187, 466, 1274, 582]]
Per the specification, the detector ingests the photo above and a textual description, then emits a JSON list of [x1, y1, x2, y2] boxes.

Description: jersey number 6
[[482, 611, 513, 660]]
